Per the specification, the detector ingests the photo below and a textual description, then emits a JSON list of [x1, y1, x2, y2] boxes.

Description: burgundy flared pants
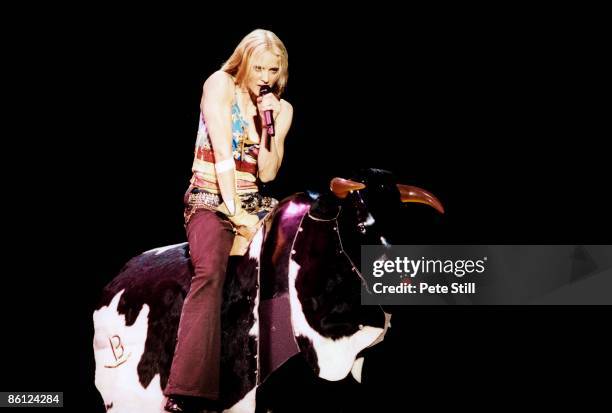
[[164, 208, 235, 399]]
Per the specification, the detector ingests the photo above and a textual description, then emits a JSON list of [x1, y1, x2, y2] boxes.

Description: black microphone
[[259, 85, 275, 144]]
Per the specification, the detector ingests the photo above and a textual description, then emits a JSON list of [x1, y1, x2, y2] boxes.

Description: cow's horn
[[330, 178, 366, 199], [396, 184, 445, 214]]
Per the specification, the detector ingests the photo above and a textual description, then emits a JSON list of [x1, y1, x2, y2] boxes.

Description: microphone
[[259, 85, 275, 144]]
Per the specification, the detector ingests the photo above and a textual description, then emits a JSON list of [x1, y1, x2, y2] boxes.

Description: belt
[[187, 190, 222, 209], [185, 188, 278, 220]]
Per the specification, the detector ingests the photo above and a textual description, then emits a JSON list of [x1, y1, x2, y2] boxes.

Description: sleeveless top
[[189, 90, 259, 195]]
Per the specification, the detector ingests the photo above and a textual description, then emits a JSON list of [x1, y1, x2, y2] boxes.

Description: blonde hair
[[221, 29, 289, 96]]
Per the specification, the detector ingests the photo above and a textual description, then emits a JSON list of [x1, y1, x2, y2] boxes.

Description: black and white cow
[[92, 169, 444, 412]]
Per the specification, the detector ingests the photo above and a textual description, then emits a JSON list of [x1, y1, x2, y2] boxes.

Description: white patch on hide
[[248, 289, 260, 339], [93, 290, 165, 413], [351, 357, 364, 383], [247, 227, 263, 339], [144, 242, 187, 256], [248, 226, 264, 260], [364, 213, 375, 227], [306, 190, 320, 200], [223, 386, 256, 413], [288, 260, 384, 381]]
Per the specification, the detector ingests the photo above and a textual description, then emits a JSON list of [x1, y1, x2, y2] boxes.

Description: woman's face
[[245, 49, 281, 97]]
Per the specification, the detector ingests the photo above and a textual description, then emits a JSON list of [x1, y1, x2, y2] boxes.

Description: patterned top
[[189, 91, 259, 194]]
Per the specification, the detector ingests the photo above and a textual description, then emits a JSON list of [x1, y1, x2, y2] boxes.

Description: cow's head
[[289, 169, 444, 381], [310, 168, 444, 266]]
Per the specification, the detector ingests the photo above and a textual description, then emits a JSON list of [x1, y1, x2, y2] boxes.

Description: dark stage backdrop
[[4, 8, 609, 411]]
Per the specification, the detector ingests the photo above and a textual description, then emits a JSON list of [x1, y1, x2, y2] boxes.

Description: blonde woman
[[165, 29, 293, 413]]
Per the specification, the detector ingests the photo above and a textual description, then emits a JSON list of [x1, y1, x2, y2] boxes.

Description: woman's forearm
[[257, 129, 282, 182]]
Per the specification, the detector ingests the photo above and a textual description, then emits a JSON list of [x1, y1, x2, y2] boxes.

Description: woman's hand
[[256, 92, 281, 124]]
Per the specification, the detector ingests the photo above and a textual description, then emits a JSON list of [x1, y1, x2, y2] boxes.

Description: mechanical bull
[[92, 169, 444, 412]]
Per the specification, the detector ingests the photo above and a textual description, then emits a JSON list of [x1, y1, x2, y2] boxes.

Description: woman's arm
[[201, 71, 238, 214], [257, 98, 294, 182]]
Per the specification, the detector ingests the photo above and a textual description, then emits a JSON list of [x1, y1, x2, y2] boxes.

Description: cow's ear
[[330, 177, 366, 199], [396, 184, 445, 214]]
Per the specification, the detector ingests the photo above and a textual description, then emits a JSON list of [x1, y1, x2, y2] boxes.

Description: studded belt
[[184, 187, 278, 224]]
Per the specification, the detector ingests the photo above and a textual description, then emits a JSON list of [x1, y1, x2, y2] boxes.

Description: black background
[[3, 5, 609, 411]]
